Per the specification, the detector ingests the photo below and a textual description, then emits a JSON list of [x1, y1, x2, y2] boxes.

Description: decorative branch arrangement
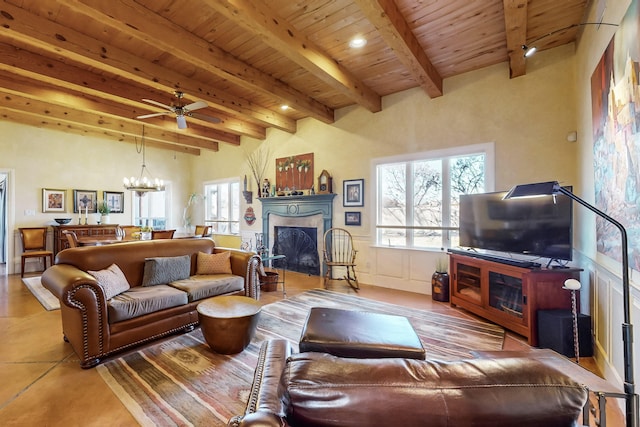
[[246, 147, 271, 197]]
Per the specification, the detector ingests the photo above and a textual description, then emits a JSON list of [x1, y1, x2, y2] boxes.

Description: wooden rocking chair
[[323, 227, 359, 291]]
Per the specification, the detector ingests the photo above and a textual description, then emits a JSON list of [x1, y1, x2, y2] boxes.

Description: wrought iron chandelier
[[123, 125, 165, 196]]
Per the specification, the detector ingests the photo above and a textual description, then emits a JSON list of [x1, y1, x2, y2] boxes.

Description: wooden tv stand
[[449, 252, 582, 346]]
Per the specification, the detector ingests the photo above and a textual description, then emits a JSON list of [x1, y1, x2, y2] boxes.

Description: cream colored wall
[[192, 45, 578, 293], [0, 123, 194, 273], [573, 0, 639, 396]]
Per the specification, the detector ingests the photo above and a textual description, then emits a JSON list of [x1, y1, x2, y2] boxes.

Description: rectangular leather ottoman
[[299, 307, 426, 359]]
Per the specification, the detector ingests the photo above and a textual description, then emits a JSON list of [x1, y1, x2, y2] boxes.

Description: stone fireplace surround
[[258, 194, 336, 275]]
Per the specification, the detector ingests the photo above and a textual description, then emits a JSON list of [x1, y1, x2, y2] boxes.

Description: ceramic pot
[[431, 271, 450, 302]]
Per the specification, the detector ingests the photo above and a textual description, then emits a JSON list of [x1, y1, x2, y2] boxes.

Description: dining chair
[[151, 229, 176, 239], [62, 230, 79, 248], [194, 225, 210, 237], [19, 227, 54, 277], [120, 225, 141, 238], [322, 227, 359, 291]]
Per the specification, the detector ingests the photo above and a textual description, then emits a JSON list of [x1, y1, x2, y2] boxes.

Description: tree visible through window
[[376, 144, 492, 249]]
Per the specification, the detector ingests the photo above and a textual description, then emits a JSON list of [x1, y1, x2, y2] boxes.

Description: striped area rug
[[97, 289, 504, 426]]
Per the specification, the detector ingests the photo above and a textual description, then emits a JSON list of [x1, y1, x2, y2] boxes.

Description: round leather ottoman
[[197, 296, 262, 354]]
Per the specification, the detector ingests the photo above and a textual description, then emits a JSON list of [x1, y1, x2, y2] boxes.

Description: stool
[[197, 296, 261, 354], [299, 307, 425, 359]]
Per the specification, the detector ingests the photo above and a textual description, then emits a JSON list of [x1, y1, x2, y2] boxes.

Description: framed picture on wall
[[345, 211, 361, 226], [73, 189, 97, 214], [343, 179, 364, 207], [103, 191, 124, 213], [42, 188, 66, 213]]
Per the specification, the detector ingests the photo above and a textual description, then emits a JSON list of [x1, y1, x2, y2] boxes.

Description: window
[[375, 143, 494, 249], [131, 188, 168, 229], [204, 179, 240, 235]]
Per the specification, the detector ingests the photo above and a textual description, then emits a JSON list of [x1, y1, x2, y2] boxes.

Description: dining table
[[77, 236, 136, 246]]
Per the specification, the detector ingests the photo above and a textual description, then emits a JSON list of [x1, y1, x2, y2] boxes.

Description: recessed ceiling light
[[280, 104, 289, 111], [349, 37, 367, 48]]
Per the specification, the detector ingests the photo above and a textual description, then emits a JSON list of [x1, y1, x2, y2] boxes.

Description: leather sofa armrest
[[228, 339, 291, 427], [41, 264, 110, 368], [215, 247, 260, 299], [41, 264, 105, 304]]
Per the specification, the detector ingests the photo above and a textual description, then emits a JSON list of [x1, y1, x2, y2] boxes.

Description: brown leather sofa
[[229, 339, 589, 427], [41, 238, 260, 368]]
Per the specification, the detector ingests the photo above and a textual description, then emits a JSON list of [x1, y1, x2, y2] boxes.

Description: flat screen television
[[458, 188, 573, 261]]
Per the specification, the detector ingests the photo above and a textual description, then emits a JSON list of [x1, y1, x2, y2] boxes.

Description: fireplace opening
[[272, 226, 320, 275]]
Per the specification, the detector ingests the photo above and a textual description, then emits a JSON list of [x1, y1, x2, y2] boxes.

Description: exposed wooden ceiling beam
[[0, 42, 266, 140], [353, 0, 443, 98], [66, 0, 335, 125], [0, 71, 233, 148], [503, 0, 528, 78], [0, 1, 297, 133], [0, 90, 211, 154], [206, 0, 382, 113], [0, 107, 201, 155]]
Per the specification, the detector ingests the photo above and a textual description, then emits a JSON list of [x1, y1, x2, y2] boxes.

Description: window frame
[[129, 182, 171, 229], [203, 178, 241, 236], [373, 142, 495, 250]]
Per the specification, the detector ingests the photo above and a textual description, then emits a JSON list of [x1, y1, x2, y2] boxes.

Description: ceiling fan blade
[[183, 100, 207, 112], [142, 98, 175, 111], [137, 112, 172, 119], [190, 112, 222, 124]]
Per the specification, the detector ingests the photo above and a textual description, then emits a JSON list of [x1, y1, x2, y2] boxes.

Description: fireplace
[[258, 194, 336, 276], [273, 226, 319, 275]]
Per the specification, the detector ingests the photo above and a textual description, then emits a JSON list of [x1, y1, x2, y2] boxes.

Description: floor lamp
[[504, 181, 637, 427]]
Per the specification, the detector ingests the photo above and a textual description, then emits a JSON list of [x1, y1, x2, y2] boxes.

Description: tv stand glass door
[[488, 272, 523, 318]]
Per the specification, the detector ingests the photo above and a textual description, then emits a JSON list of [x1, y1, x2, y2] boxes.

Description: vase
[[431, 271, 450, 302], [101, 214, 110, 224]]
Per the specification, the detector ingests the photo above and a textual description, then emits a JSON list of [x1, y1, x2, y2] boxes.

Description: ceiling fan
[[137, 91, 221, 129]]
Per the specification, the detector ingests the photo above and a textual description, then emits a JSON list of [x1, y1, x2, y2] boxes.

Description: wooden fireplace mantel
[[258, 194, 336, 216]]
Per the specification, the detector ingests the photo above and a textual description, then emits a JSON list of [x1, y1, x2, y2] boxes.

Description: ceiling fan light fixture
[[176, 114, 187, 129], [139, 92, 214, 128]]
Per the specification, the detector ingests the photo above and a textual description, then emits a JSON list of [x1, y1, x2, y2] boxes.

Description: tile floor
[[0, 267, 622, 426]]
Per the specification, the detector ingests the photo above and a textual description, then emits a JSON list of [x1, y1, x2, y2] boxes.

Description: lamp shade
[[563, 278, 581, 290], [503, 181, 559, 199], [176, 115, 187, 129]]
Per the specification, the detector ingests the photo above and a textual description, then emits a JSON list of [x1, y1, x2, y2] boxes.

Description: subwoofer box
[[537, 309, 593, 358]]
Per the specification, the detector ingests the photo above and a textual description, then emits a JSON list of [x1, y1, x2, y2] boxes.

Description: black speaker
[[537, 309, 593, 357]]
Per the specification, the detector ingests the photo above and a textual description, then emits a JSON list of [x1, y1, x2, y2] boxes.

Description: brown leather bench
[[299, 307, 426, 359]]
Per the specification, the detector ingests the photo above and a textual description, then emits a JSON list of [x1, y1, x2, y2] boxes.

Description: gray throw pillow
[[142, 255, 191, 287], [88, 263, 130, 299]]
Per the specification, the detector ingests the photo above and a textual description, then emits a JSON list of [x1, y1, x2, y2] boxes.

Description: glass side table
[[261, 254, 286, 298]]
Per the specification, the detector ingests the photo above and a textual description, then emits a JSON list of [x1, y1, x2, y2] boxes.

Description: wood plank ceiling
[[0, 0, 589, 155]]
